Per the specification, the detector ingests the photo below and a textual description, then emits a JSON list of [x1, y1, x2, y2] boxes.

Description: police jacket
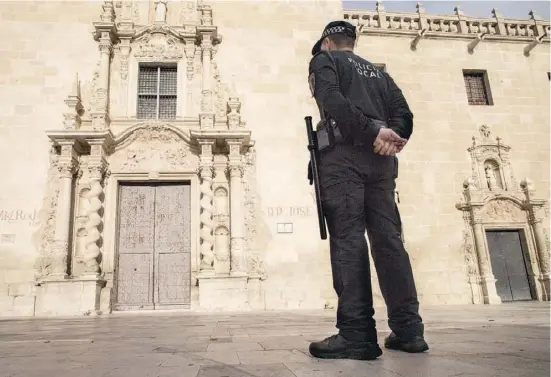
[[308, 50, 413, 146]]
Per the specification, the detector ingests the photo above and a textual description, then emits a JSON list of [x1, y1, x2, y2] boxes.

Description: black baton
[[305, 116, 327, 240]]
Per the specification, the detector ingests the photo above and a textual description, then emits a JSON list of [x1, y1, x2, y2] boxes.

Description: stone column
[[198, 139, 216, 275], [82, 142, 108, 278], [227, 140, 246, 276], [200, 33, 214, 129], [49, 142, 78, 280], [471, 213, 501, 304]]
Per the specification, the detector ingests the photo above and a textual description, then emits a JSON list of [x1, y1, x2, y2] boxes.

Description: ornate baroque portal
[[456, 125, 550, 305], [32, 0, 265, 316]]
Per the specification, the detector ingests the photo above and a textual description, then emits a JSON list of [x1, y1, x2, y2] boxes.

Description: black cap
[[311, 20, 357, 56]]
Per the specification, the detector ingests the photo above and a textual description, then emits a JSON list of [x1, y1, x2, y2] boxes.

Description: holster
[[316, 119, 343, 152]]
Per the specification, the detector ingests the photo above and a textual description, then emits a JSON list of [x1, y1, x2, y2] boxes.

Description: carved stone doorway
[[114, 182, 191, 311], [456, 125, 550, 304], [486, 230, 535, 302]]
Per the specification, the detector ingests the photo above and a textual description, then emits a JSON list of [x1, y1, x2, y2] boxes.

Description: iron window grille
[[463, 71, 491, 106], [137, 65, 177, 119]]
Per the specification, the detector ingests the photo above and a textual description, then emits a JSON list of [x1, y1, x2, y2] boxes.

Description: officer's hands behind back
[[373, 128, 407, 156]]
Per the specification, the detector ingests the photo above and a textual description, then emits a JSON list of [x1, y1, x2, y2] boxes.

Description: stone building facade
[[0, 1, 549, 317]]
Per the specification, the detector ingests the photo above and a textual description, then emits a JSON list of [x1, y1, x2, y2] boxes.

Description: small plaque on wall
[[277, 223, 293, 234], [0, 234, 16, 243]]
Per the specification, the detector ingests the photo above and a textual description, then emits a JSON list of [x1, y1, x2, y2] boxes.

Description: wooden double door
[[115, 182, 191, 310], [486, 230, 534, 302]]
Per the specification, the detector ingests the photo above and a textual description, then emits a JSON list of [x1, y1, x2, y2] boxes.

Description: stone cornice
[[190, 129, 252, 147], [344, 7, 550, 44]]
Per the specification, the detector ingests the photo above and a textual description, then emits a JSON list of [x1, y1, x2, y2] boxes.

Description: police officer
[[307, 20, 429, 360]]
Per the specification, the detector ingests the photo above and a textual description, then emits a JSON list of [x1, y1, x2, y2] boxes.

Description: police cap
[[311, 20, 357, 56]]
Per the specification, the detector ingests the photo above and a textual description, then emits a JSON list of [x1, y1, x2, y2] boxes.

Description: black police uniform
[[307, 21, 429, 360]]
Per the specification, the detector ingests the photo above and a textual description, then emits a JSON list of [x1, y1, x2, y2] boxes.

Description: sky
[[342, 1, 551, 21]]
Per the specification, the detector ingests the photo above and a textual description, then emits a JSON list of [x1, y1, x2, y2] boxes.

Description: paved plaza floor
[[0, 302, 549, 377]]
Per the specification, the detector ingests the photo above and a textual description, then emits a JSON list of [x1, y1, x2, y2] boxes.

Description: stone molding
[[456, 125, 550, 304]]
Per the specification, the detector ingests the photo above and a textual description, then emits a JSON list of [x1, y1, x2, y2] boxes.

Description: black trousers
[[319, 143, 423, 342]]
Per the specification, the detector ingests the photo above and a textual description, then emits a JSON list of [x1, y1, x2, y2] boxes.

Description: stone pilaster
[[200, 33, 214, 129], [82, 142, 108, 278], [227, 139, 246, 276], [198, 139, 216, 275], [522, 179, 550, 300], [471, 213, 501, 304], [213, 154, 230, 275], [529, 213, 550, 300], [48, 142, 78, 280], [92, 1, 116, 129]]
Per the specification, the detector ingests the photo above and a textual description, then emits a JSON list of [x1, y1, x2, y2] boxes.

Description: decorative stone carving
[[99, 0, 115, 23], [213, 62, 229, 119], [86, 62, 101, 115], [242, 147, 266, 279], [199, 3, 213, 26], [183, 38, 197, 80], [180, 0, 197, 24], [124, 122, 181, 143], [199, 164, 216, 271], [482, 199, 525, 223], [468, 124, 515, 192], [133, 33, 183, 60], [119, 146, 192, 172], [462, 230, 477, 276], [111, 123, 198, 172], [33, 146, 61, 281], [83, 148, 107, 276], [214, 226, 230, 264], [63, 74, 84, 130], [119, 40, 131, 80]]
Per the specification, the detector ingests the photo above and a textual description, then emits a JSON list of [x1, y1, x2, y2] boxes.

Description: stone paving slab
[[0, 303, 549, 377]]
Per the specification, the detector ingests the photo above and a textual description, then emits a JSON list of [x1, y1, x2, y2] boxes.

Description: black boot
[[384, 332, 429, 353], [309, 334, 383, 360]]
